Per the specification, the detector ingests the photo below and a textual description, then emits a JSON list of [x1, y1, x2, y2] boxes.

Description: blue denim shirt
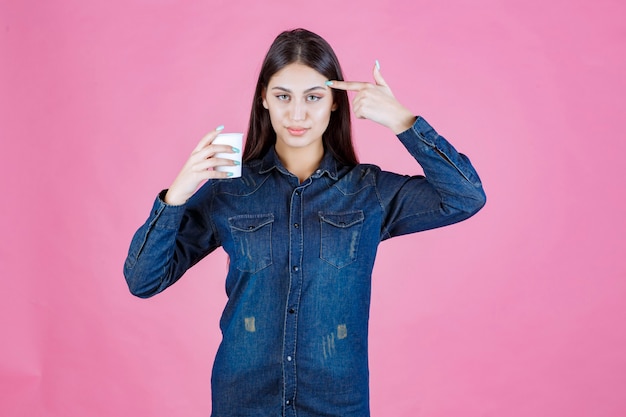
[[124, 116, 485, 417]]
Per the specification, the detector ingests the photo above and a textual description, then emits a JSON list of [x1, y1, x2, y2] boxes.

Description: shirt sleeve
[[123, 186, 220, 298], [377, 116, 486, 240]]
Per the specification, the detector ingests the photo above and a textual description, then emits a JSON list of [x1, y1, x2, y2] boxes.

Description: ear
[[261, 87, 269, 109], [331, 102, 338, 112]]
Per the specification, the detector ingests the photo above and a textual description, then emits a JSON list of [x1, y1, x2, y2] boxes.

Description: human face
[[262, 63, 336, 155]]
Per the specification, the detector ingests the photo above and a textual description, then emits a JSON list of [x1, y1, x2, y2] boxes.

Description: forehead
[[268, 63, 327, 88]]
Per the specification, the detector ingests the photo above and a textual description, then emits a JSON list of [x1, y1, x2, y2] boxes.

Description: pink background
[[1, 0, 625, 416]]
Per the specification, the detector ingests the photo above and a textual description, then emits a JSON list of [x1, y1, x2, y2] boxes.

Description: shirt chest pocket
[[228, 214, 274, 273], [319, 210, 364, 269]]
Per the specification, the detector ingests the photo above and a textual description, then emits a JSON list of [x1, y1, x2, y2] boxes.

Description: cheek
[[312, 105, 333, 122], [267, 107, 284, 124]]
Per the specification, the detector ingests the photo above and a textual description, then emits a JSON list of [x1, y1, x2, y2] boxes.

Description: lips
[[287, 127, 308, 136]]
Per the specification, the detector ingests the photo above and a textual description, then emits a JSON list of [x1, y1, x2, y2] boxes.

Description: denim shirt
[[124, 116, 486, 417]]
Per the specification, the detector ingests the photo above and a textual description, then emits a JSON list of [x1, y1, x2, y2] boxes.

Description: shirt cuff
[[149, 190, 187, 230], [396, 116, 440, 148]]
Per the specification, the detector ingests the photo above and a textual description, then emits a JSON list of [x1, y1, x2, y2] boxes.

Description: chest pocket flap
[[228, 213, 274, 273], [319, 210, 364, 269]]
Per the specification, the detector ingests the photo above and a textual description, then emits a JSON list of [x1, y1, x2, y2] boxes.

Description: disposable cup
[[212, 133, 243, 178]]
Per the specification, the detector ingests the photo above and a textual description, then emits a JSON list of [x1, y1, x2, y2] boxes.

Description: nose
[[290, 100, 305, 121]]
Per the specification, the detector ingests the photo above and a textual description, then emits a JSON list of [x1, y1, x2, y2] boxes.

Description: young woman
[[124, 28, 486, 417]]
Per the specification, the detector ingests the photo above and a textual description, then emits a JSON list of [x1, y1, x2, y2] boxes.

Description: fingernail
[[231, 147, 240, 153], [216, 125, 225, 131], [227, 172, 234, 177], [233, 161, 241, 165], [375, 60, 380, 70], [325, 80, 333, 86]]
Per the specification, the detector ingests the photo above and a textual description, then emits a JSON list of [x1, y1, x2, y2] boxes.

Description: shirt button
[[286, 400, 291, 405], [293, 223, 299, 228], [287, 356, 292, 361], [292, 266, 299, 272], [289, 308, 295, 314], [295, 190, 301, 196], [316, 169, 322, 174]]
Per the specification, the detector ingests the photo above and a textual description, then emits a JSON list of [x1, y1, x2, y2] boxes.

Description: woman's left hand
[[327, 62, 416, 134]]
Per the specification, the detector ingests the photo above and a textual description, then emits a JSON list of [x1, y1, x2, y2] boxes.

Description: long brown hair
[[243, 28, 358, 166]]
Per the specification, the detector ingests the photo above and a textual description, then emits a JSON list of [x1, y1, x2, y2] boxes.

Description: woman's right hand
[[164, 126, 240, 206]]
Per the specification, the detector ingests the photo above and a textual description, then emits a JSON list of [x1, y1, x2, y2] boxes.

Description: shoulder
[[337, 163, 418, 185], [209, 160, 271, 196], [332, 163, 381, 194], [341, 163, 427, 194]]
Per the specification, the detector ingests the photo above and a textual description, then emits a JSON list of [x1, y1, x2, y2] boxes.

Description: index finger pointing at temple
[[326, 80, 369, 91]]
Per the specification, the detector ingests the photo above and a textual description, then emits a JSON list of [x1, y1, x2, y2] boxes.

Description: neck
[[275, 143, 324, 183]]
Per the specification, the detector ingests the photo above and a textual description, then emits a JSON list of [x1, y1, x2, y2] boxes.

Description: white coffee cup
[[212, 133, 243, 178]]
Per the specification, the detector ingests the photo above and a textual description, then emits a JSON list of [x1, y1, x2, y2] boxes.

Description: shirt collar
[[258, 146, 339, 180]]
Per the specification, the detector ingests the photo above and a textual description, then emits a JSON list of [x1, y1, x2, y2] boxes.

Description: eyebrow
[[271, 86, 326, 93]]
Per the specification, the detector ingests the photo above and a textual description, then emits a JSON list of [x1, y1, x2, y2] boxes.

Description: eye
[[307, 95, 322, 102], [276, 94, 290, 101]]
